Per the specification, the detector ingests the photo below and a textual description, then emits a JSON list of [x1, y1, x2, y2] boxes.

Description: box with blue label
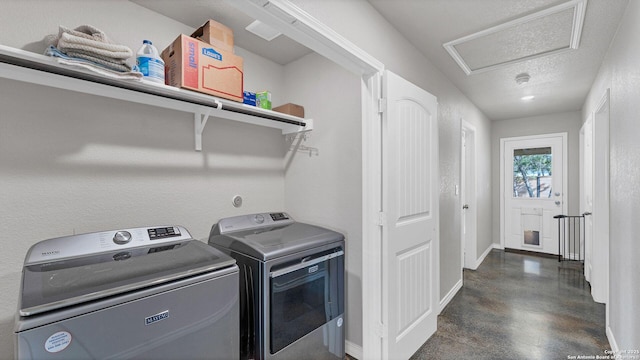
[[243, 91, 256, 106], [161, 34, 243, 102]]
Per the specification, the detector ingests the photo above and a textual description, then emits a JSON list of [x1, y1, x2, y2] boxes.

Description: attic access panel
[[443, 0, 587, 75]]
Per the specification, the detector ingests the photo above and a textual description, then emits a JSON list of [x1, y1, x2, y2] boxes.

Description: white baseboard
[[439, 278, 463, 313], [346, 340, 363, 360], [474, 244, 498, 269], [606, 326, 618, 352]]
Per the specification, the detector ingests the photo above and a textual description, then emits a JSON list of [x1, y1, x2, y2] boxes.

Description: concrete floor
[[409, 249, 609, 360]]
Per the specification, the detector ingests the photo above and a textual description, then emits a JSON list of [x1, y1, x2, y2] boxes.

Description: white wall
[[581, 0, 640, 350], [281, 52, 363, 346], [290, 0, 493, 346], [0, 0, 289, 354], [491, 111, 582, 245]]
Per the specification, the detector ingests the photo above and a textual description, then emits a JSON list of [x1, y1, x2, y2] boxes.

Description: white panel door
[[461, 124, 477, 269], [382, 70, 438, 360], [503, 134, 567, 254]]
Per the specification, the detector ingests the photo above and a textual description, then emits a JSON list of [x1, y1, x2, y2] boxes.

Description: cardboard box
[[191, 19, 234, 53], [256, 91, 271, 110], [162, 34, 243, 102], [273, 103, 304, 118]]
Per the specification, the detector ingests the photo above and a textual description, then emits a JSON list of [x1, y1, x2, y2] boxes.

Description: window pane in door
[[513, 147, 552, 198]]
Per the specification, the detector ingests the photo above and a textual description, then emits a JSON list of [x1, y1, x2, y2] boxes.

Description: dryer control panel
[[214, 212, 294, 235], [24, 226, 191, 265]]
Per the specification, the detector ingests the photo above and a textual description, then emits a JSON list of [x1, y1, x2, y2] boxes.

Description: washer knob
[[254, 214, 265, 224], [113, 231, 132, 245]]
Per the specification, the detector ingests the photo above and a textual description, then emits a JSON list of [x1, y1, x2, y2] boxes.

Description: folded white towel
[[45, 45, 142, 80], [55, 57, 143, 80], [63, 50, 131, 72]]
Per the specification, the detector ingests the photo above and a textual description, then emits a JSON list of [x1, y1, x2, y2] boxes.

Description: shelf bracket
[[286, 133, 318, 157], [193, 101, 221, 151]]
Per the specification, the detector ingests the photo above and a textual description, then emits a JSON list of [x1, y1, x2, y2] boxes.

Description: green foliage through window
[[513, 147, 552, 198]]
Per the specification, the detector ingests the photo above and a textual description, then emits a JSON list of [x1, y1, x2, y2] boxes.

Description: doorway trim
[[233, 2, 386, 358], [579, 114, 594, 283], [591, 88, 610, 307], [461, 120, 478, 269], [499, 132, 569, 250]]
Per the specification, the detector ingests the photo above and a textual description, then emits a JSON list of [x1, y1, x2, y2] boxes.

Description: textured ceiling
[[451, 7, 574, 72], [368, 0, 630, 120]]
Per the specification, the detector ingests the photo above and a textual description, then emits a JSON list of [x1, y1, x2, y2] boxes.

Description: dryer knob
[[113, 231, 132, 245], [254, 214, 265, 224]]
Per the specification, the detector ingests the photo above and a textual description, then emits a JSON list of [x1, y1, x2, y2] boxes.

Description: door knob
[[463, 204, 469, 209]]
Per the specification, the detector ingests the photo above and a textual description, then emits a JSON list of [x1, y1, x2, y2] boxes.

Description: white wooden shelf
[[0, 45, 312, 151]]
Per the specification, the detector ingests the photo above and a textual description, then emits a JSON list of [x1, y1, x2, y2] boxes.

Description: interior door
[[461, 123, 477, 269], [461, 129, 468, 266], [503, 133, 567, 254], [382, 70, 438, 359]]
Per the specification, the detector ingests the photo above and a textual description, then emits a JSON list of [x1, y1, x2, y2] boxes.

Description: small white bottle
[[136, 40, 165, 84]]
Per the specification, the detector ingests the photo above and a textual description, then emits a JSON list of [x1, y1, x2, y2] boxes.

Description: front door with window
[[502, 133, 567, 254]]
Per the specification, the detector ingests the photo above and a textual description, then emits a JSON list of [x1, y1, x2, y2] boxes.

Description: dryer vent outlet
[[232, 195, 243, 208]]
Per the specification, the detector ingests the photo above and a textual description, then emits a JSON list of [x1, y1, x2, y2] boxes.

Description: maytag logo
[[202, 47, 222, 61], [145, 310, 169, 326], [41, 250, 60, 257]]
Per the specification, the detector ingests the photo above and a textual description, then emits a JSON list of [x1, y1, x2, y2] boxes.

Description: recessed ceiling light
[[245, 20, 282, 41], [515, 73, 531, 85], [521, 95, 535, 101]]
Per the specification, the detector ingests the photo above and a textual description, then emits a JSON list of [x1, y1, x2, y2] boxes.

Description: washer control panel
[[25, 226, 190, 265], [147, 226, 181, 240], [270, 212, 289, 221], [216, 212, 294, 234]]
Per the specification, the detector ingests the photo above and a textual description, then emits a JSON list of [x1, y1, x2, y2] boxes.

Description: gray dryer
[[208, 212, 345, 360]]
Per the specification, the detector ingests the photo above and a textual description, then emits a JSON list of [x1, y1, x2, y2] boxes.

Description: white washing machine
[[15, 225, 239, 359]]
